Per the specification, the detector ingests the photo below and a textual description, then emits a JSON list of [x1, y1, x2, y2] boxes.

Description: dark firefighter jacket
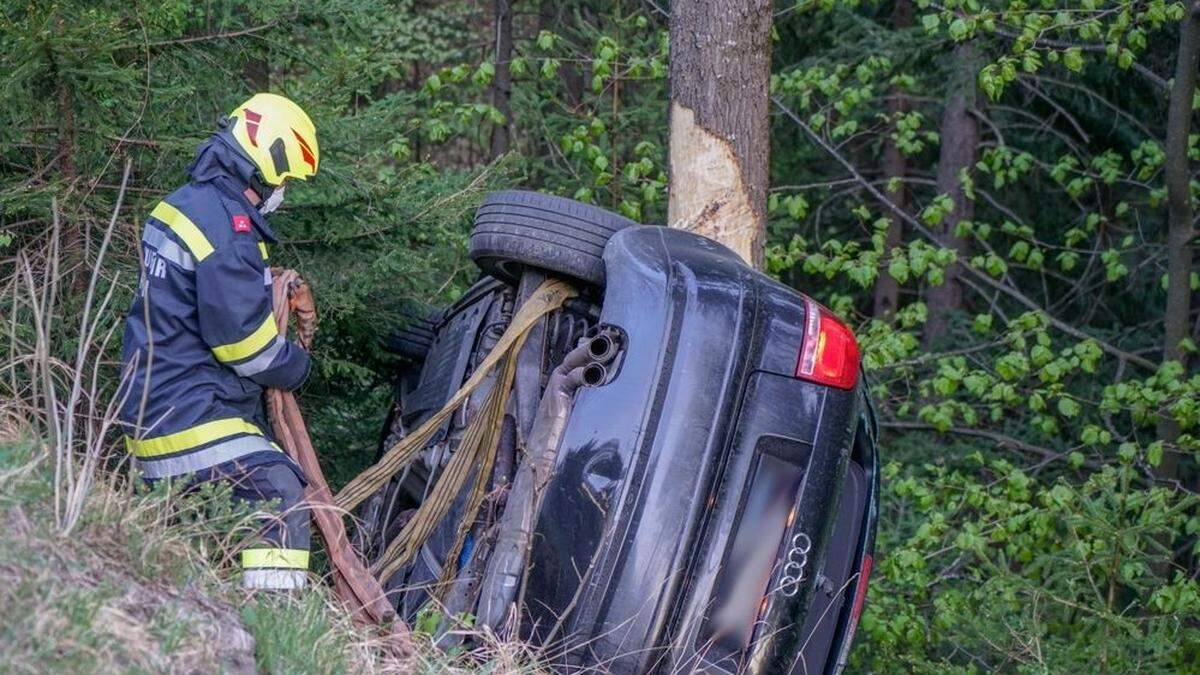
[[119, 134, 310, 479]]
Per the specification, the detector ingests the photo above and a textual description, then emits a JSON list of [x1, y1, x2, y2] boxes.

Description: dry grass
[[0, 178, 382, 673], [0, 440, 251, 672], [0, 164, 552, 675], [0, 434, 557, 674]]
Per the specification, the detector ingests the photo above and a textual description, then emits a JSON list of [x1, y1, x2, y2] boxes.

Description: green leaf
[[948, 18, 968, 40], [1057, 397, 1081, 418], [473, 61, 496, 85], [1062, 48, 1084, 73], [1147, 441, 1164, 467]]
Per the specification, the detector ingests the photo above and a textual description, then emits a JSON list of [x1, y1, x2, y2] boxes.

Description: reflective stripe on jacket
[[125, 417, 280, 479], [119, 136, 310, 479]]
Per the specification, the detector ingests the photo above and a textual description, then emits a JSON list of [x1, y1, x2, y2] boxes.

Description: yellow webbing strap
[[432, 348, 520, 594], [333, 278, 577, 512], [373, 333, 527, 586]]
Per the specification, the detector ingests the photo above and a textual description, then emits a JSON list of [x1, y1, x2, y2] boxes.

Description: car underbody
[[356, 191, 879, 674]]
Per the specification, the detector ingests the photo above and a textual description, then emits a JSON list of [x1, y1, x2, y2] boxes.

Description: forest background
[[3, 0, 1200, 671]]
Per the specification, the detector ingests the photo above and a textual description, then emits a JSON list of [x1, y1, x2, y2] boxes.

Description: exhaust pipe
[[477, 331, 620, 631], [582, 362, 607, 387], [586, 332, 619, 363]]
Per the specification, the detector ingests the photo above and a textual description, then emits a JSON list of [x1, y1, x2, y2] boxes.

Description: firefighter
[[119, 93, 319, 590]]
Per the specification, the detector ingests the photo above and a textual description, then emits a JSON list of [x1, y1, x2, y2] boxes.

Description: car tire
[[382, 312, 437, 362], [469, 190, 638, 287]]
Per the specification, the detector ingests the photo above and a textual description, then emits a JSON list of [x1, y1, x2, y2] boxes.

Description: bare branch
[[145, 22, 277, 48]]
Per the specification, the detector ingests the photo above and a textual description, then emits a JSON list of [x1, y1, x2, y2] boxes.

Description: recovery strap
[[267, 269, 408, 653], [265, 270, 575, 646], [333, 279, 577, 511], [336, 278, 575, 592]]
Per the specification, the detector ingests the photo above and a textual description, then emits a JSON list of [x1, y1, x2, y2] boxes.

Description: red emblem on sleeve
[[232, 214, 251, 233]]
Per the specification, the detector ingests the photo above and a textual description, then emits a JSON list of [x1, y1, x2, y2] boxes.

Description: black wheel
[[381, 311, 438, 362], [469, 190, 638, 287]]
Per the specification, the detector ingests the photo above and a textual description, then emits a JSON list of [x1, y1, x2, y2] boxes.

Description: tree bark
[[55, 67, 76, 184], [667, 0, 773, 269], [923, 42, 980, 346], [872, 0, 914, 321], [47, 18, 83, 290], [242, 50, 269, 91], [489, 0, 514, 159], [1155, 2, 1200, 480], [536, 0, 584, 105]]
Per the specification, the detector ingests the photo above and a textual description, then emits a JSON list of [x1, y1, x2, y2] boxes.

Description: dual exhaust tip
[[579, 329, 622, 387]]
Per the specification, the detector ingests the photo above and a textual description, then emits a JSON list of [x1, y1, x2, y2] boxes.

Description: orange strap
[[267, 268, 411, 656]]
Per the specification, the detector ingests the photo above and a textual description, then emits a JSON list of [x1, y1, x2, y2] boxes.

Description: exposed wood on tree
[[873, 0, 914, 321], [667, 0, 773, 269], [489, 0, 514, 159], [923, 42, 980, 346], [1155, 1, 1200, 480]]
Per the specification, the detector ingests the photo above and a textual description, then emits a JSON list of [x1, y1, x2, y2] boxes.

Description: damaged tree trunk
[[1155, 2, 1200, 480], [490, 0, 514, 159], [922, 42, 980, 346], [667, 0, 773, 269], [872, 0, 914, 321]]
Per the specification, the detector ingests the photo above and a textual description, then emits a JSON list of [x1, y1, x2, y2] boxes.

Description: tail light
[[796, 297, 860, 390], [848, 553, 872, 627], [836, 553, 873, 669]]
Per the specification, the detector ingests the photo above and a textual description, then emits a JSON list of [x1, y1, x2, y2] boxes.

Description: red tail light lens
[[796, 297, 860, 390], [849, 553, 872, 627], [836, 553, 873, 669]]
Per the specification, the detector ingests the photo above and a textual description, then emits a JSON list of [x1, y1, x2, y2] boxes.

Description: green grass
[[0, 436, 552, 674], [0, 438, 371, 674], [241, 593, 361, 674]]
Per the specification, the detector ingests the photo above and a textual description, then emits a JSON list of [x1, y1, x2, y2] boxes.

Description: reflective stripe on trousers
[[244, 569, 307, 590], [243, 547, 309, 569], [236, 466, 311, 590]]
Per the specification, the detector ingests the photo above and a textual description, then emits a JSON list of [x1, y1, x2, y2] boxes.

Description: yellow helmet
[[226, 93, 319, 186]]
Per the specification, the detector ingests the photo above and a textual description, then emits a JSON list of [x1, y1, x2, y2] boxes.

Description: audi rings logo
[[780, 532, 811, 597]]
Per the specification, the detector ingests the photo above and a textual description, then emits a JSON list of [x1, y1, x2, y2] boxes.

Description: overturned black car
[[357, 191, 879, 674]]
